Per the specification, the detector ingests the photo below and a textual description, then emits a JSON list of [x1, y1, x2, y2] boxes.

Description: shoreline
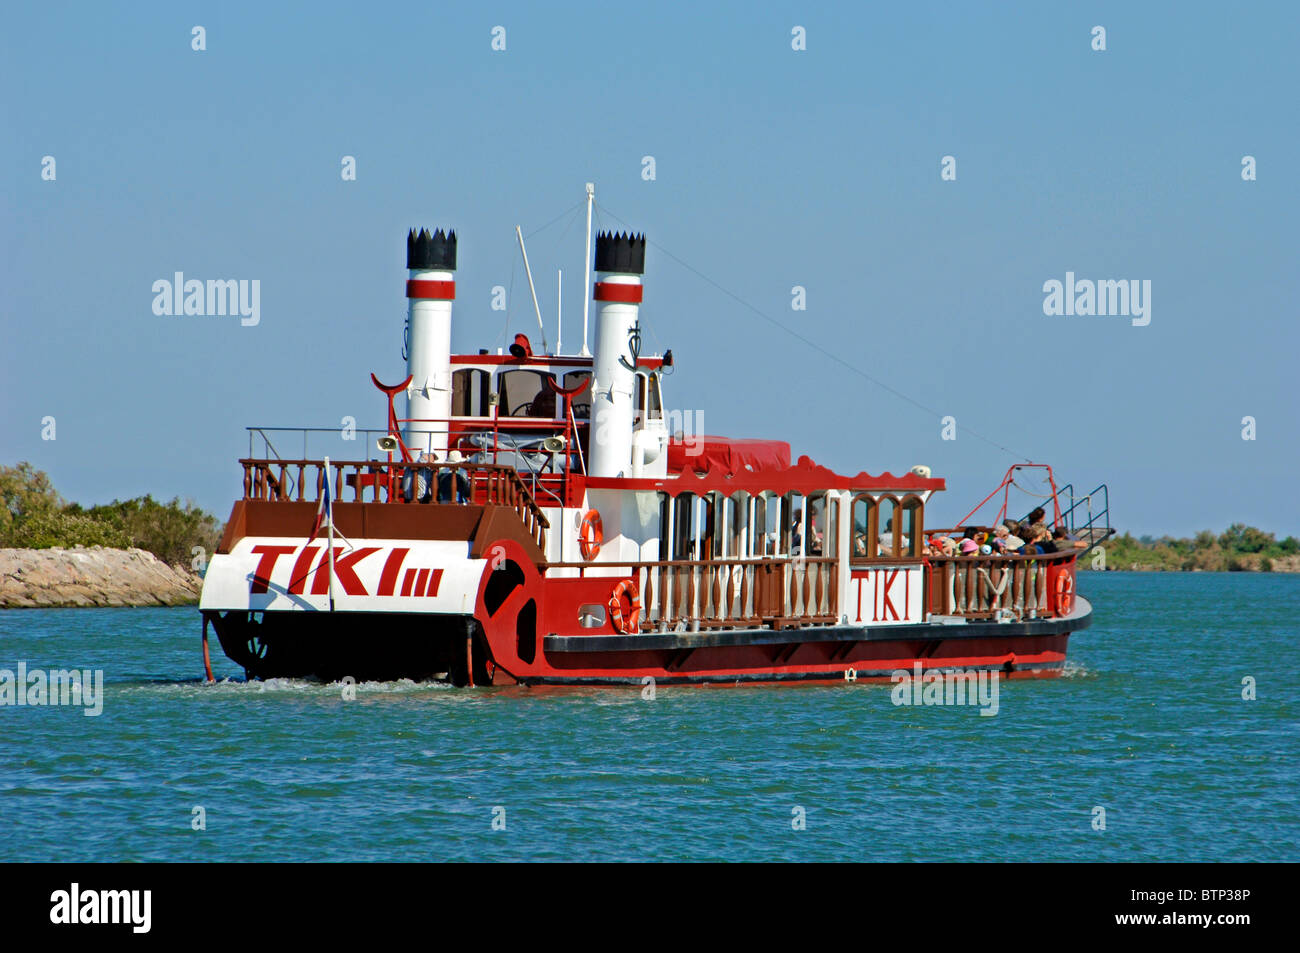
[[0, 546, 201, 609]]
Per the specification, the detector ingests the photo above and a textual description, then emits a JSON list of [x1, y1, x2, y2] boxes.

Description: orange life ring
[[1055, 570, 1075, 616], [579, 509, 603, 561], [608, 579, 641, 634]]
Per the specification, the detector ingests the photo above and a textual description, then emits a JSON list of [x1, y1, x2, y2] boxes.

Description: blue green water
[[1, 572, 1296, 862]]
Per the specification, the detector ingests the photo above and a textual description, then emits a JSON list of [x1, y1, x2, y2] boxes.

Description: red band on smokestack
[[406, 279, 456, 300], [593, 282, 643, 303]]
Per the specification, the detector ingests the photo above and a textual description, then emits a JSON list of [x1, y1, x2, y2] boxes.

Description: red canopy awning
[[667, 436, 792, 476]]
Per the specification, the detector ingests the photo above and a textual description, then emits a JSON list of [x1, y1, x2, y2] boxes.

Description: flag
[[310, 465, 333, 540]]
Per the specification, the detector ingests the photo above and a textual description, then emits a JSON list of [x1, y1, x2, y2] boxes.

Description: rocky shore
[[0, 547, 201, 609]]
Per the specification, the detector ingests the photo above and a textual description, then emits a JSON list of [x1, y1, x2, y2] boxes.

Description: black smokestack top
[[594, 231, 646, 275], [407, 228, 457, 270]]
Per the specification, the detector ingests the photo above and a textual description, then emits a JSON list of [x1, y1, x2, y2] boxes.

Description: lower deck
[[204, 596, 1090, 687]]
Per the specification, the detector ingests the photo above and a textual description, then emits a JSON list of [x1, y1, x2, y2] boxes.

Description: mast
[[581, 182, 594, 356], [515, 226, 549, 353]]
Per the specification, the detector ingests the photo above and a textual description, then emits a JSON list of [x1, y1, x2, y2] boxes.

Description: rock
[[0, 547, 202, 609]]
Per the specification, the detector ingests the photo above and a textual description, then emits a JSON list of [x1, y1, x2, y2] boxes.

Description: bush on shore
[[1086, 524, 1300, 572], [1, 462, 222, 570]]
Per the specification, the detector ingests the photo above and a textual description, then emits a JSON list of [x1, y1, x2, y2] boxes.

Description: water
[[1, 572, 1295, 862]]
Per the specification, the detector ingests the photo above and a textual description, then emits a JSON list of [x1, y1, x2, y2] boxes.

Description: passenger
[[1053, 526, 1087, 550], [402, 450, 436, 503], [807, 506, 824, 555], [1027, 507, 1046, 526], [995, 522, 1026, 552], [437, 450, 471, 503], [980, 544, 992, 556], [940, 537, 958, 557], [791, 509, 804, 555], [878, 518, 909, 556], [991, 537, 1008, 555], [959, 538, 979, 556], [1022, 522, 1054, 554]]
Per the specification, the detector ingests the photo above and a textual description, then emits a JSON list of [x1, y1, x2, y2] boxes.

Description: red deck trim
[[584, 455, 945, 494]]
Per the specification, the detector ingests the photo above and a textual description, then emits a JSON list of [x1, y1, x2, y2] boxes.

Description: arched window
[[850, 493, 877, 563], [805, 492, 827, 556], [901, 495, 925, 558], [633, 371, 664, 429], [878, 495, 902, 557], [671, 492, 697, 561]]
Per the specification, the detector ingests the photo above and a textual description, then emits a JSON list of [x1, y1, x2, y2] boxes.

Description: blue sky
[[4, 1, 1297, 537]]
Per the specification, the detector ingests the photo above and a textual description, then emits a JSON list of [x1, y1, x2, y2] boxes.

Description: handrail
[[548, 556, 840, 633], [928, 550, 1077, 620], [239, 457, 550, 549]]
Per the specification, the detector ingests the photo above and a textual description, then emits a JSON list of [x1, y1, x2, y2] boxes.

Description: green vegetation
[[1, 462, 222, 569], [1085, 525, 1300, 572]]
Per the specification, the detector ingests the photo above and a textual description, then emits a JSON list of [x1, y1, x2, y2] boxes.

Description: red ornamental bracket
[[371, 373, 415, 463], [545, 375, 591, 401]]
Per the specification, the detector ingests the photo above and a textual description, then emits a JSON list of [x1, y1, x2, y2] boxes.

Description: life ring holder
[[609, 579, 641, 634], [1055, 569, 1075, 616], [579, 510, 603, 561]]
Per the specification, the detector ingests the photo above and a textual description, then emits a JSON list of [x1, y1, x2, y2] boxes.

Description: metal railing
[[240, 457, 549, 550], [246, 418, 583, 507]]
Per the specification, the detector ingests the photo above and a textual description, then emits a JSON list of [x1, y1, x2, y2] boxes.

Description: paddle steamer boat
[[199, 191, 1110, 686]]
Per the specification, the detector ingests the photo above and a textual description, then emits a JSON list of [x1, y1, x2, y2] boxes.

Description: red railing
[[239, 458, 549, 550]]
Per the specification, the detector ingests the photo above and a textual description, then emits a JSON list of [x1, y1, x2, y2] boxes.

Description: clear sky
[[4, 1, 1297, 537]]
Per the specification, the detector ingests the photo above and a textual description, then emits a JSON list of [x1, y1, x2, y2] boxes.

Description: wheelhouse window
[[499, 369, 557, 418], [563, 371, 592, 420], [452, 368, 492, 417]]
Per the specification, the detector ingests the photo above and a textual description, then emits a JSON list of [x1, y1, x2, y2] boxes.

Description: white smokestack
[[404, 228, 456, 455], [589, 231, 646, 478]]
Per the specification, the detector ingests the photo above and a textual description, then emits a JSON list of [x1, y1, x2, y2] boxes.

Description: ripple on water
[[2, 576, 1298, 861]]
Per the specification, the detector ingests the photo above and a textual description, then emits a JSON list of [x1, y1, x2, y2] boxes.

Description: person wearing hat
[[959, 538, 979, 556], [437, 449, 471, 503], [995, 522, 1025, 552]]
